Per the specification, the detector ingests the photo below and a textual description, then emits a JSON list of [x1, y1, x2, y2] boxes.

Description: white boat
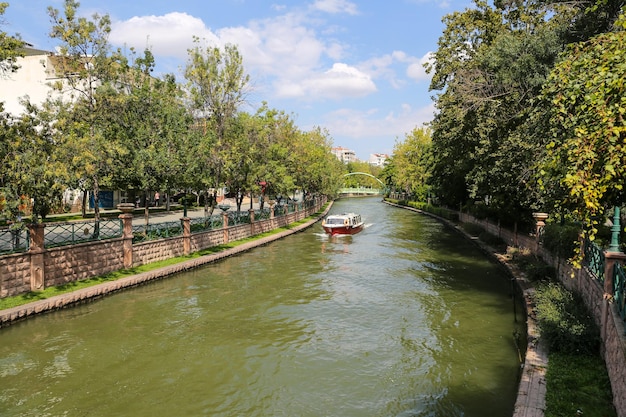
[[322, 213, 364, 236]]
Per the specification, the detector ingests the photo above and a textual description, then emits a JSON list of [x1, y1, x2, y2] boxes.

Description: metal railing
[[189, 215, 223, 233], [255, 208, 271, 221], [0, 227, 29, 255], [132, 221, 183, 244], [227, 211, 251, 225], [45, 219, 122, 248], [614, 262, 626, 324], [583, 239, 605, 283]]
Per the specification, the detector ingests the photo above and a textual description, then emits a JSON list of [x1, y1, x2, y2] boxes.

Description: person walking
[[154, 191, 160, 207]]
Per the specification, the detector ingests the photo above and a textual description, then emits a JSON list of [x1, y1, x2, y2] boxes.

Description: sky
[[3, 0, 472, 160]]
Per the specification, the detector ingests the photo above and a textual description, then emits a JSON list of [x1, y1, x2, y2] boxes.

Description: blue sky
[[3, 0, 471, 160]]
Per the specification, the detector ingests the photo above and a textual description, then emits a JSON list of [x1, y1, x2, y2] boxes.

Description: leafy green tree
[[0, 2, 24, 76], [47, 0, 127, 222], [0, 102, 67, 224], [392, 127, 432, 201], [114, 49, 193, 220], [427, 0, 564, 220], [184, 40, 250, 193], [536, 14, 626, 248]]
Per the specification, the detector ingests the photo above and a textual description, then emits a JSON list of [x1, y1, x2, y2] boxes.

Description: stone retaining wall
[[0, 253, 31, 297], [0, 199, 326, 300], [44, 239, 125, 287], [461, 212, 626, 417]]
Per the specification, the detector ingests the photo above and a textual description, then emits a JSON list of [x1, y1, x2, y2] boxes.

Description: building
[[331, 146, 358, 164], [368, 153, 389, 167], [0, 44, 65, 116]]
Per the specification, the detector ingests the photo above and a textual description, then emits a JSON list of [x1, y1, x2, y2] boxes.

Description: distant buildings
[[331, 146, 389, 167], [368, 153, 389, 167], [331, 146, 358, 164]]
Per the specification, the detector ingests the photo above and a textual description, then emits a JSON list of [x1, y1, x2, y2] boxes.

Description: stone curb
[[383, 201, 547, 417], [0, 204, 333, 328]]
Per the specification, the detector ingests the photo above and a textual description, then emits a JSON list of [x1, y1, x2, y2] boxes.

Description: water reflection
[[0, 197, 523, 416]]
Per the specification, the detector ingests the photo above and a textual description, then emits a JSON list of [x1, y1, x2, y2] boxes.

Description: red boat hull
[[322, 224, 363, 236]]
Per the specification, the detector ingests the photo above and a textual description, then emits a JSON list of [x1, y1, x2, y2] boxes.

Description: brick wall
[[0, 198, 326, 299], [43, 239, 125, 287], [133, 237, 186, 267], [0, 253, 31, 297]]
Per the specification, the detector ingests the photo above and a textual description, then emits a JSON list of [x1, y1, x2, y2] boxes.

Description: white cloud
[[406, 52, 433, 82], [305, 63, 376, 99], [109, 12, 218, 59], [323, 103, 435, 140], [311, 0, 359, 15]]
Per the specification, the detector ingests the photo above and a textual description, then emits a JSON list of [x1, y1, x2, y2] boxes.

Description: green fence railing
[[132, 221, 183, 244], [189, 215, 223, 234], [45, 219, 122, 248], [583, 239, 605, 283], [0, 227, 29, 255]]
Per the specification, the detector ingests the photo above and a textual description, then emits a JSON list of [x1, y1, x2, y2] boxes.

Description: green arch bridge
[[339, 172, 386, 196]]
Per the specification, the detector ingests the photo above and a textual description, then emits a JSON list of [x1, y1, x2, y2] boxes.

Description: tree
[[184, 40, 250, 193], [536, 14, 626, 246], [427, 0, 564, 220], [114, 49, 193, 220], [392, 127, 432, 200], [47, 0, 126, 223], [0, 2, 24, 76]]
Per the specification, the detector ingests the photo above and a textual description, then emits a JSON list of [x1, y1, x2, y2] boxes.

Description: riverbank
[[382, 200, 546, 417], [0, 203, 332, 327]]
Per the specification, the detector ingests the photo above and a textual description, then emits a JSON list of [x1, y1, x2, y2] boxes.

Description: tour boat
[[322, 213, 364, 236]]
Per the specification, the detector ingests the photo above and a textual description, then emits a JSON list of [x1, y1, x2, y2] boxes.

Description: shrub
[[542, 223, 580, 259], [534, 282, 600, 355]]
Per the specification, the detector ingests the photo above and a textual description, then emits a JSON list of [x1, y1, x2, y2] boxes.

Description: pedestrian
[[154, 191, 160, 207]]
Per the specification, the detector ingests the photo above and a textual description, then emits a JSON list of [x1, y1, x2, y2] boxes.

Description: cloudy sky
[[4, 0, 471, 160]]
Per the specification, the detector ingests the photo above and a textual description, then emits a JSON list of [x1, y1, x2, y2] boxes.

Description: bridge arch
[[343, 172, 385, 187]]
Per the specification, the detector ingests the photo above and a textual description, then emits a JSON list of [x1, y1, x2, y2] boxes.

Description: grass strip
[[545, 351, 616, 417]]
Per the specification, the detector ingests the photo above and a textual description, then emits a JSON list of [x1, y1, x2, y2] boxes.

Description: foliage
[[391, 127, 432, 200], [541, 223, 581, 259], [184, 39, 250, 192], [0, 2, 24, 75], [544, 352, 616, 417], [536, 15, 626, 255], [426, 0, 565, 218], [508, 247, 556, 282], [534, 282, 600, 354], [47, 0, 127, 221]]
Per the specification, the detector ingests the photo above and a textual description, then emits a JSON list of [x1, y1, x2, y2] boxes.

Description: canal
[[0, 197, 524, 416]]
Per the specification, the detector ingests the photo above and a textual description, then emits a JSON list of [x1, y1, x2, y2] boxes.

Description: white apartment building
[[368, 153, 389, 167], [0, 45, 65, 115], [331, 146, 357, 164]]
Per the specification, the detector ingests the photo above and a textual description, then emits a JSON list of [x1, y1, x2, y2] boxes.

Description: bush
[[542, 223, 580, 259], [534, 282, 600, 355]]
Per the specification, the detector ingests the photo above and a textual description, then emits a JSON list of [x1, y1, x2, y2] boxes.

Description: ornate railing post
[[28, 223, 45, 291], [604, 207, 626, 299], [532, 212, 548, 254], [181, 216, 191, 255], [117, 203, 135, 269]]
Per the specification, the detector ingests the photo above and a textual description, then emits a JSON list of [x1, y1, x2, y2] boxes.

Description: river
[[0, 197, 524, 416]]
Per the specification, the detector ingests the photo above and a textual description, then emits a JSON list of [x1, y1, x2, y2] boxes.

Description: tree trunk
[[144, 189, 150, 226]]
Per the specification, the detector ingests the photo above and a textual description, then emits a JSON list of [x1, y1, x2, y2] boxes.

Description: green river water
[[0, 198, 525, 416]]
